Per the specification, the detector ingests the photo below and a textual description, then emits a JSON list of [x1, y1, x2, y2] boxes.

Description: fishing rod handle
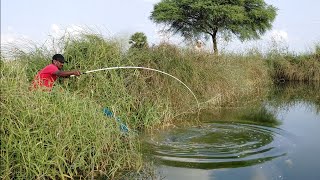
[[70, 72, 86, 77]]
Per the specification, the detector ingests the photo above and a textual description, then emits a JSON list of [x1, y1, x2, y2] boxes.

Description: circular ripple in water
[[146, 122, 293, 169]]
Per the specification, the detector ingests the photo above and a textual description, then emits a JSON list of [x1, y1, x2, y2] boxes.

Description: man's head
[[196, 40, 203, 47], [52, 54, 66, 70]]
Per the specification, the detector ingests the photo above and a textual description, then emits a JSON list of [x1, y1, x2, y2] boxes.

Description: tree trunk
[[211, 30, 218, 56]]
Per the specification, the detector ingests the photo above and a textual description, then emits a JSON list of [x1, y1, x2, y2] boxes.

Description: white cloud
[[49, 24, 85, 39], [1, 33, 16, 44], [1, 24, 87, 57], [0, 28, 35, 59], [45, 24, 88, 53], [50, 24, 62, 37], [1, 26, 31, 45], [0, 33, 31, 48], [265, 29, 289, 42]]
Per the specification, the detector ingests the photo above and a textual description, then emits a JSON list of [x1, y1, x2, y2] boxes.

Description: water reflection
[[143, 82, 320, 179], [146, 122, 290, 169], [268, 82, 320, 113]]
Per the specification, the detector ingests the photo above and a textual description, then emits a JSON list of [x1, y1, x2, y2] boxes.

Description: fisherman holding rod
[[31, 53, 199, 109], [31, 54, 81, 91]]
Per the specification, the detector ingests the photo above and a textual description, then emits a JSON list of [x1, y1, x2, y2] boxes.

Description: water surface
[[144, 83, 320, 180]]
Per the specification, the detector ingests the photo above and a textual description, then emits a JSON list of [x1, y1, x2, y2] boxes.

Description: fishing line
[[72, 66, 200, 111]]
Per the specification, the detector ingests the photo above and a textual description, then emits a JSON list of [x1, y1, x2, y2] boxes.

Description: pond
[[144, 83, 320, 180]]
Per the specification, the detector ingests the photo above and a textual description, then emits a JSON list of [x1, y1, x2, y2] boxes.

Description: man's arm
[[55, 70, 81, 77]]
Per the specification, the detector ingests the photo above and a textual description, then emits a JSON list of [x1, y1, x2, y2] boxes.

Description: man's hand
[[72, 70, 81, 76], [55, 70, 82, 77]]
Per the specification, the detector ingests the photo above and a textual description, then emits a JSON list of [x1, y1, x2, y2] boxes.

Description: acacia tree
[[150, 0, 277, 55]]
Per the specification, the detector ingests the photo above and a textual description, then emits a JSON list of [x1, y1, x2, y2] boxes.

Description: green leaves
[[129, 32, 149, 49], [150, 0, 277, 55]]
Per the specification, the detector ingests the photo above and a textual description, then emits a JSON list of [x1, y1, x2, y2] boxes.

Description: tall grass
[[266, 44, 320, 82], [1, 61, 143, 179], [3, 33, 316, 178], [125, 43, 271, 111]]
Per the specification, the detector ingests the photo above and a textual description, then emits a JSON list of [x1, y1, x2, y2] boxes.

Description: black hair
[[52, 54, 65, 63]]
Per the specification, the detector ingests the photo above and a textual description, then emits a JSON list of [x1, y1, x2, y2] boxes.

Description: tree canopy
[[129, 32, 149, 49], [150, 0, 277, 55]]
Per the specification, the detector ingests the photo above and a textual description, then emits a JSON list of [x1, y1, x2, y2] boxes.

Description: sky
[[1, 0, 320, 54]]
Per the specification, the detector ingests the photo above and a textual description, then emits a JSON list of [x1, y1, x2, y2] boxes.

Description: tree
[[129, 32, 149, 49], [150, 0, 277, 55]]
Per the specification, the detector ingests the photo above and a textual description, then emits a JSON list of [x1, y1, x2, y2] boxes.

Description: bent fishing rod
[[71, 66, 200, 110]]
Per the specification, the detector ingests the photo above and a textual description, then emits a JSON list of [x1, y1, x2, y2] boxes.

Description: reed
[[1, 61, 143, 179], [2, 33, 317, 178], [266, 45, 320, 82]]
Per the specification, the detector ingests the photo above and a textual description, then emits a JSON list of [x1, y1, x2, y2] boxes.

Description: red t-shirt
[[31, 64, 59, 90]]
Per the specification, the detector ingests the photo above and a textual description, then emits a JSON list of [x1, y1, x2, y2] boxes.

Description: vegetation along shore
[[1, 0, 319, 178], [1, 33, 319, 179]]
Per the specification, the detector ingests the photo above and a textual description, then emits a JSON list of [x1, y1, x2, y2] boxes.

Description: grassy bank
[[266, 44, 320, 82], [1, 33, 319, 179], [1, 60, 143, 179]]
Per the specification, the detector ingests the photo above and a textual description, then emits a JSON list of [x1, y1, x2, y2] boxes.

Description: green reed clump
[[125, 42, 271, 111], [63, 34, 123, 70], [1, 62, 144, 179], [60, 35, 174, 130], [125, 43, 198, 114], [18, 33, 272, 130], [1, 32, 292, 178], [266, 44, 320, 82]]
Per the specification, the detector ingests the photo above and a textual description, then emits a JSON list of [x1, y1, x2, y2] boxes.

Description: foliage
[[6, 33, 320, 178], [63, 34, 122, 70], [129, 32, 149, 49], [266, 48, 320, 82], [150, 0, 277, 55], [315, 43, 320, 58], [0, 61, 144, 179]]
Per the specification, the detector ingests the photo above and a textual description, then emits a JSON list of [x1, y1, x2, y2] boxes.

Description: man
[[194, 40, 204, 52], [31, 54, 81, 91]]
